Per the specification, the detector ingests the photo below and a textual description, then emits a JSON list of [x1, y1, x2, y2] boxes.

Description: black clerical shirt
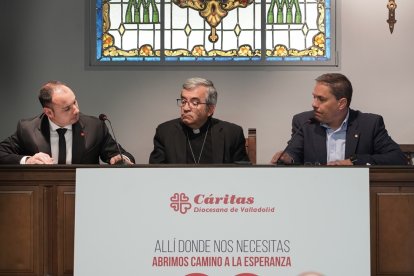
[[185, 119, 213, 164]]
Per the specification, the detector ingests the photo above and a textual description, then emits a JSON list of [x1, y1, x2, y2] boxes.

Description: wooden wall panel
[[57, 186, 75, 276], [377, 192, 414, 274], [0, 186, 40, 275], [370, 167, 414, 276]]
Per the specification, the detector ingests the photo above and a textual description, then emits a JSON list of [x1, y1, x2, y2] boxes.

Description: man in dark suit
[[0, 81, 135, 165], [271, 73, 406, 165], [149, 77, 249, 164]]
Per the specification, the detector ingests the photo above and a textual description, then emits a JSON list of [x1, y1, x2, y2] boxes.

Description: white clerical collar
[[48, 118, 73, 131], [192, 128, 200, 134]]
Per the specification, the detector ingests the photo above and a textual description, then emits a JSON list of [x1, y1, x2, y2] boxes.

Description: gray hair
[[182, 77, 218, 105]]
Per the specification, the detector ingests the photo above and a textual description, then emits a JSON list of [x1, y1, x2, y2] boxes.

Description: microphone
[[275, 117, 316, 165], [99, 113, 126, 164], [98, 114, 107, 121]]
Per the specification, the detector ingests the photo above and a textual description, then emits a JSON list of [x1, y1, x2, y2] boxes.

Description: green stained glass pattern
[[164, 0, 261, 62], [98, 0, 161, 61], [266, 0, 329, 61], [267, 0, 302, 24], [94, 0, 335, 64], [125, 0, 160, 23]]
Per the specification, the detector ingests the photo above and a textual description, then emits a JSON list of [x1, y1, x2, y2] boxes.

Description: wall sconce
[[387, 0, 397, 33]]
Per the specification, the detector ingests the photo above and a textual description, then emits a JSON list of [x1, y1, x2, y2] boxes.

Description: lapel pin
[[354, 134, 359, 138], [81, 131, 85, 136]]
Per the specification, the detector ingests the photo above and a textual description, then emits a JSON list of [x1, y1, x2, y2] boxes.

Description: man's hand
[[327, 159, 353, 166], [26, 152, 54, 164], [271, 151, 293, 164], [109, 154, 134, 165]]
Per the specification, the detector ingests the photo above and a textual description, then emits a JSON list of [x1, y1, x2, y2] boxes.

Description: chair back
[[399, 144, 414, 165], [245, 128, 256, 164]]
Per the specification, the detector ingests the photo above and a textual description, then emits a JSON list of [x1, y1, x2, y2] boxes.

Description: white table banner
[[74, 167, 370, 276]]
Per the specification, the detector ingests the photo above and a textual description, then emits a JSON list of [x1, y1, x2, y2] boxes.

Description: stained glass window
[[93, 0, 335, 65]]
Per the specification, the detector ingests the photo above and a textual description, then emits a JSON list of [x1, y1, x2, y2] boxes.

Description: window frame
[[88, 0, 338, 67]]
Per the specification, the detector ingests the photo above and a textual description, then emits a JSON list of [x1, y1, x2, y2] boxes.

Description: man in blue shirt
[[271, 73, 406, 165]]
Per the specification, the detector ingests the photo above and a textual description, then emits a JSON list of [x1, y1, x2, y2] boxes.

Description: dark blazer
[[0, 113, 135, 164], [149, 118, 249, 164], [287, 109, 406, 165]]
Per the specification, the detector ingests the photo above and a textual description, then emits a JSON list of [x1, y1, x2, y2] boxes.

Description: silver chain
[[186, 124, 210, 164]]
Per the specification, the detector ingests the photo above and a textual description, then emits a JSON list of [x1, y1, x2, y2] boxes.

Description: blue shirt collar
[[321, 109, 350, 132]]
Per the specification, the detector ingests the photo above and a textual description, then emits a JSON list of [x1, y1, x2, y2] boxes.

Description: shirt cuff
[[122, 155, 132, 163], [20, 156, 30, 164]]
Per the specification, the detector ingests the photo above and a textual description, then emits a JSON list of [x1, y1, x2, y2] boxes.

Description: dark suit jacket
[[0, 113, 135, 164], [149, 118, 249, 164], [287, 109, 406, 165]]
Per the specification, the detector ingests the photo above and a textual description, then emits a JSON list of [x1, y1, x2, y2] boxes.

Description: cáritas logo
[[170, 193, 255, 214], [170, 193, 192, 214]]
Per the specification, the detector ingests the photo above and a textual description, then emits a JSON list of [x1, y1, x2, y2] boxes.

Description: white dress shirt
[[322, 111, 349, 163]]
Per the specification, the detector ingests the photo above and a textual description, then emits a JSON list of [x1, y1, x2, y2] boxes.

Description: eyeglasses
[[176, 98, 208, 108]]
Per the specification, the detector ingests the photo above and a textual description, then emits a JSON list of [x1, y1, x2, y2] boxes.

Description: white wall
[[0, 0, 413, 164]]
